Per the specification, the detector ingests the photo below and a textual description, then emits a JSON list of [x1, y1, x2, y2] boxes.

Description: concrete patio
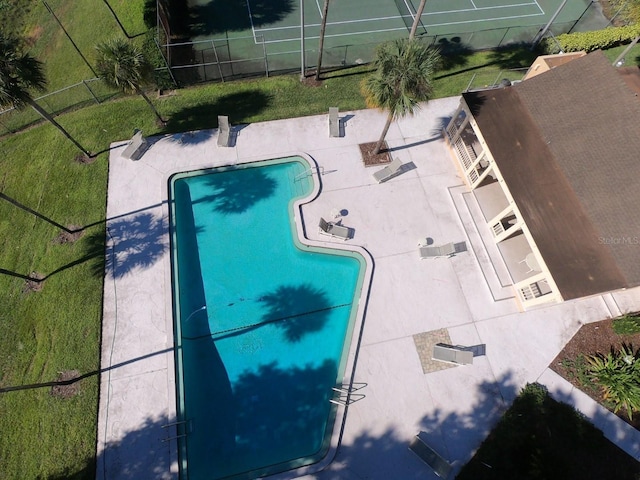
[[97, 97, 640, 480]]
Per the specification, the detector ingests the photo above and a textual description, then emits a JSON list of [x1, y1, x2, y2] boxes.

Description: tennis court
[[164, 0, 607, 82]]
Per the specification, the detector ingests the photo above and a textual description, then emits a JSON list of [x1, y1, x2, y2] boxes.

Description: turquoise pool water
[[169, 157, 365, 479]]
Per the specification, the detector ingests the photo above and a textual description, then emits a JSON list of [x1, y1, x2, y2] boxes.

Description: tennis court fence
[[155, 1, 604, 86]]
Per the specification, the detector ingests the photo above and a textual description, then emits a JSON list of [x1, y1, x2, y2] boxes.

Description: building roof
[[463, 50, 640, 300], [522, 51, 586, 80]]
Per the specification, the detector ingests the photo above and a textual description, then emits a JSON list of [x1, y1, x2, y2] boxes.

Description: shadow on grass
[[9, 210, 169, 283], [435, 43, 537, 81], [165, 90, 271, 133]]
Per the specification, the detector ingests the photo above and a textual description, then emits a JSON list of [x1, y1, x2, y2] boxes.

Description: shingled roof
[[463, 50, 640, 300]]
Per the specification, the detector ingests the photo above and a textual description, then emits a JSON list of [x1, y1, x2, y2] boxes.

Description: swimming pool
[[169, 157, 367, 479]]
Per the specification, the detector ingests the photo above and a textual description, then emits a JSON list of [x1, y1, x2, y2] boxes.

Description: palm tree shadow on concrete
[[321, 371, 518, 478], [45, 414, 174, 480], [193, 167, 278, 215], [45, 368, 640, 479], [164, 129, 215, 146], [91, 212, 170, 279]]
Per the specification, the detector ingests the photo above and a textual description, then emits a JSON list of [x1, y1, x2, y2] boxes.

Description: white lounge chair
[[319, 217, 350, 240], [419, 242, 457, 259], [409, 434, 453, 479], [121, 130, 147, 160], [329, 107, 340, 137], [217, 115, 231, 147], [373, 158, 403, 183], [432, 343, 474, 365]]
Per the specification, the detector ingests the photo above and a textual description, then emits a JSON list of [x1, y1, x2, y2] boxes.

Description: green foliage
[[559, 355, 598, 393], [362, 38, 441, 151], [141, 30, 174, 90], [0, 33, 48, 109], [0, 0, 33, 36], [457, 383, 640, 480], [588, 344, 640, 419], [95, 37, 151, 94], [363, 38, 441, 116], [541, 24, 640, 54], [613, 314, 640, 335]]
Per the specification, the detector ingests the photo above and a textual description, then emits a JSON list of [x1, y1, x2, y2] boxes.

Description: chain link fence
[[0, 1, 610, 134], [0, 78, 116, 135], [158, 9, 602, 86]]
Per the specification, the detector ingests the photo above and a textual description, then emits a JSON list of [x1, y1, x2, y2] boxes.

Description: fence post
[[211, 40, 224, 83], [154, 37, 178, 87], [259, 35, 269, 78], [83, 80, 100, 104]]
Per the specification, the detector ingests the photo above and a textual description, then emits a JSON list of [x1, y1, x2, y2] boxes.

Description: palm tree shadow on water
[[259, 284, 334, 342], [192, 167, 278, 215], [207, 283, 335, 343]]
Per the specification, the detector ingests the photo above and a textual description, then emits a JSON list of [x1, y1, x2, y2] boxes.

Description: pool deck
[[97, 97, 640, 480]]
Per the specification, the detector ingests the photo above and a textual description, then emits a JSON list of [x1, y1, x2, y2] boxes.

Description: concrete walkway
[[97, 97, 640, 480]]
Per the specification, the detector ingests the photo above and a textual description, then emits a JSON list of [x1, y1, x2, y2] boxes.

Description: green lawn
[[2, 2, 640, 478]]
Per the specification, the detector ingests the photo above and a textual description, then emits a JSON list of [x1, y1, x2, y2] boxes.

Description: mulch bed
[[53, 225, 84, 244], [550, 317, 640, 429], [301, 75, 323, 88], [75, 153, 95, 164], [22, 272, 45, 294], [50, 370, 81, 399], [359, 141, 392, 167]]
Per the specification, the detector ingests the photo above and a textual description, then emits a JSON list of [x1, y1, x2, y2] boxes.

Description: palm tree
[[95, 38, 166, 125], [362, 38, 440, 154], [0, 34, 92, 157], [409, 0, 427, 40], [315, 0, 331, 81]]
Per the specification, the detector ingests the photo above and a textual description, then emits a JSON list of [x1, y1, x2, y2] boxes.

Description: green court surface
[[173, 0, 607, 80]]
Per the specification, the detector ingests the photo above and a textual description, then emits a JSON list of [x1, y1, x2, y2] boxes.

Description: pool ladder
[[330, 382, 367, 406], [294, 166, 324, 181], [161, 419, 192, 442]]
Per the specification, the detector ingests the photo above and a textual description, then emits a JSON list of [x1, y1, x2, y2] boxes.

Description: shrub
[[541, 24, 640, 53], [587, 344, 640, 419], [613, 314, 640, 335]]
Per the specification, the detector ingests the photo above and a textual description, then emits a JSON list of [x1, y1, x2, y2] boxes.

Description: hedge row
[[541, 24, 640, 53]]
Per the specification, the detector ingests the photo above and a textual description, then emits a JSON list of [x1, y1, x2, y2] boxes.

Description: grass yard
[[1, 1, 640, 478]]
